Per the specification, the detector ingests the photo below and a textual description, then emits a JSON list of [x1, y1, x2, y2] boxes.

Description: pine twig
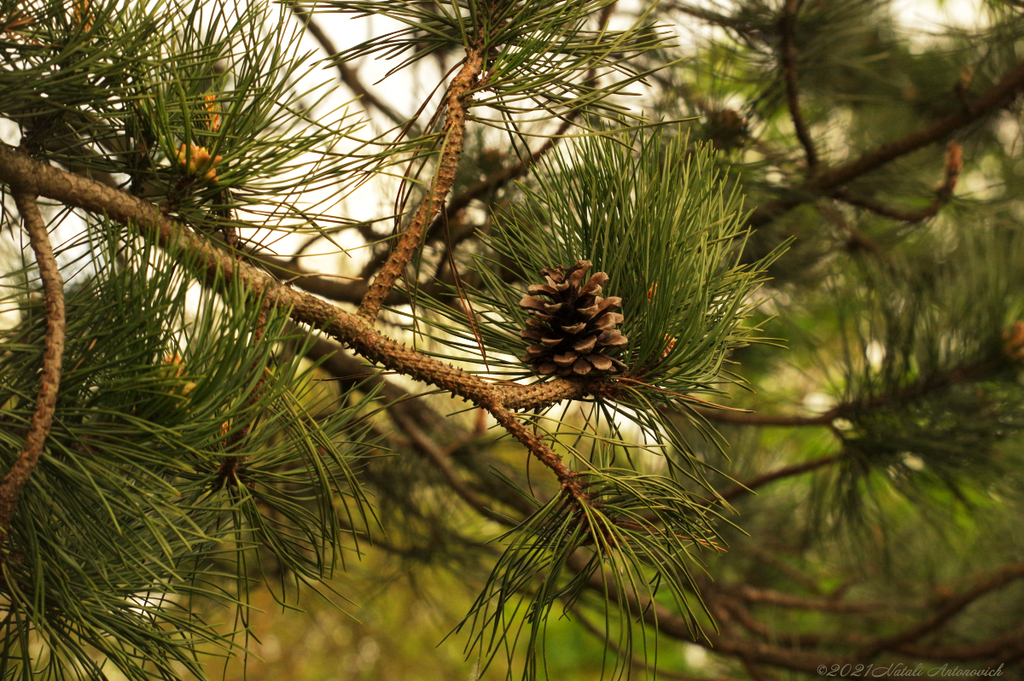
[[358, 45, 485, 320], [0, 193, 65, 537], [779, 0, 818, 172]]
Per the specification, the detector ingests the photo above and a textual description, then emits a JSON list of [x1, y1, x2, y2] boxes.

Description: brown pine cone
[[519, 260, 628, 377]]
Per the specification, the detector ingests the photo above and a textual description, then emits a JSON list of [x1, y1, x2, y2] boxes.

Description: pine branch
[[244, 249, 402, 304], [749, 59, 1024, 227], [358, 45, 485, 320], [714, 453, 846, 504], [778, 0, 818, 172], [831, 143, 963, 223], [0, 142, 599, 504], [568, 553, 845, 673], [854, 563, 1024, 662], [0, 192, 65, 537], [896, 627, 1024, 661], [721, 584, 890, 614], [700, 354, 1000, 431]]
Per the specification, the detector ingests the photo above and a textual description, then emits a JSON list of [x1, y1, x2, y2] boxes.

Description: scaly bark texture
[[0, 193, 66, 536], [358, 45, 485, 320]]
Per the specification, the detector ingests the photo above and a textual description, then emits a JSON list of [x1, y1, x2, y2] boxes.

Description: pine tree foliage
[[5, 0, 1024, 679]]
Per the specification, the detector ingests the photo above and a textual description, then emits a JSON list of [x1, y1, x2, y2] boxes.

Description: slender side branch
[[0, 193, 65, 536], [724, 584, 889, 613], [490, 402, 584, 496], [697, 407, 833, 427], [700, 355, 997, 430], [572, 606, 743, 681], [567, 554, 845, 673], [424, 117, 576, 245], [398, 416, 514, 526], [358, 46, 485, 320], [779, 0, 817, 172], [246, 249, 403, 305], [749, 59, 1024, 227]]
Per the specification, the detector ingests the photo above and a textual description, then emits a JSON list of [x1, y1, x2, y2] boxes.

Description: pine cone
[[519, 260, 628, 377]]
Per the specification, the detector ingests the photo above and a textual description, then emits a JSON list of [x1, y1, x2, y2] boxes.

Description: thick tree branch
[[358, 46, 485, 320], [0, 142, 595, 502], [0, 193, 65, 536], [749, 59, 1024, 227]]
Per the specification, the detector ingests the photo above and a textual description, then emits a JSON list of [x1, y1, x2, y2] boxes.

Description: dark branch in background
[[778, 0, 818, 172], [817, 201, 894, 266], [722, 583, 890, 614], [713, 453, 845, 504], [572, 549, 1024, 673], [749, 59, 1024, 227], [246, 249, 461, 311], [831, 142, 963, 222], [699, 355, 1000, 430], [572, 607, 743, 681], [854, 563, 1024, 662], [245, 249, 397, 304], [896, 627, 1024, 662], [566, 553, 844, 673], [0, 193, 65, 537], [286, 1, 407, 128]]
